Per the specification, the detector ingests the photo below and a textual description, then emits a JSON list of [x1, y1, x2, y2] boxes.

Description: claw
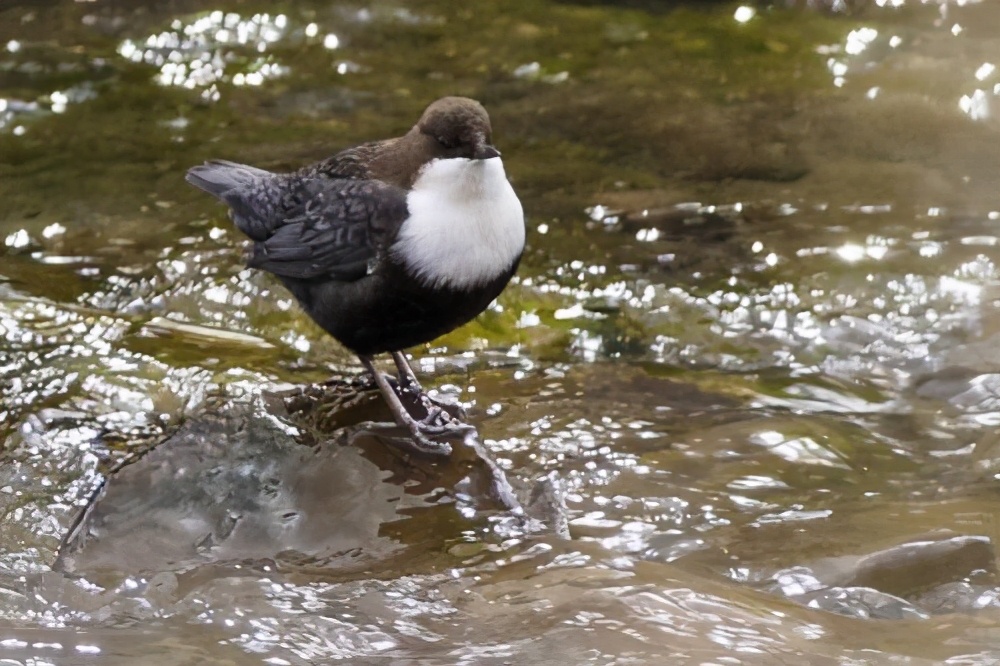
[[342, 421, 453, 457], [359, 355, 461, 458], [420, 404, 445, 424], [409, 432, 453, 456]]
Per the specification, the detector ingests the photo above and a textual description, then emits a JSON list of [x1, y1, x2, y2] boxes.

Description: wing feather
[[186, 160, 407, 283]]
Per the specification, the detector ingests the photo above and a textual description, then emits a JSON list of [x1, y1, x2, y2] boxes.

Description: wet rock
[[58, 395, 415, 574], [841, 535, 995, 598], [524, 473, 571, 540], [772, 534, 996, 608], [913, 367, 987, 403], [915, 582, 1000, 614], [280, 378, 522, 513], [801, 586, 929, 620], [57, 382, 567, 575]]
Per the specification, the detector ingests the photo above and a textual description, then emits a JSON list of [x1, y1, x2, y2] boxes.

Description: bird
[[185, 97, 525, 456]]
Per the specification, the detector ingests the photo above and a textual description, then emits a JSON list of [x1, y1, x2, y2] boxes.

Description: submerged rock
[[768, 533, 997, 616]]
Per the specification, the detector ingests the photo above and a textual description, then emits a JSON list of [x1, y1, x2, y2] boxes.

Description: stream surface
[[4, 0, 1000, 663]]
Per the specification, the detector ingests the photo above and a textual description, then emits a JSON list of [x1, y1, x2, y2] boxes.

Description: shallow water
[[4, 0, 1000, 663]]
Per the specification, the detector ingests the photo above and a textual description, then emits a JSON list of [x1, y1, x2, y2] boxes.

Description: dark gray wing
[[246, 177, 407, 282], [186, 160, 407, 283]]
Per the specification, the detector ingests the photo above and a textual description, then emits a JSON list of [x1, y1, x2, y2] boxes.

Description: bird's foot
[[341, 421, 451, 458], [419, 402, 446, 425], [358, 355, 477, 459], [403, 406, 476, 457], [341, 419, 454, 457], [417, 402, 475, 433], [405, 427, 454, 457]]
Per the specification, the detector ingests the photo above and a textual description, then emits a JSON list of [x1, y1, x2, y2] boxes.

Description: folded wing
[[186, 160, 408, 283]]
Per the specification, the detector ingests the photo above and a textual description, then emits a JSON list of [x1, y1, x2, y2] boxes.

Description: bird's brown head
[[416, 96, 500, 161]]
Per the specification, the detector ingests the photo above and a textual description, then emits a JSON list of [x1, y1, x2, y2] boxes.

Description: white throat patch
[[393, 157, 525, 290]]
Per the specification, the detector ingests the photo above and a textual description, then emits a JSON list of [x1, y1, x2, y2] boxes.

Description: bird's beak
[[474, 143, 501, 160]]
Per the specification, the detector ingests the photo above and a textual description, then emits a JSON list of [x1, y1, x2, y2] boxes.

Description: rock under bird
[[186, 97, 525, 455]]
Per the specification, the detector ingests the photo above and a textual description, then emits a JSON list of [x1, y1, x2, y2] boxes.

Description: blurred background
[[4, 0, 1000, 662]]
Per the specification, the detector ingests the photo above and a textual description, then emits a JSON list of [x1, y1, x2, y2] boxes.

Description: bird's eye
[[437, 136, 458, 149]]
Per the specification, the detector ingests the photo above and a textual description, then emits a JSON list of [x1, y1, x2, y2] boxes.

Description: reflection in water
[[819, 25, 887, 88], [116, 11, 319, 101], [960, 86, 991, 121], [733, 6, 756, 23], [817, 0, 1000, 123], [0, 47, 99, 134]]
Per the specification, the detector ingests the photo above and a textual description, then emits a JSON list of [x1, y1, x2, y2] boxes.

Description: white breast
[[392, 157, 525, 290]]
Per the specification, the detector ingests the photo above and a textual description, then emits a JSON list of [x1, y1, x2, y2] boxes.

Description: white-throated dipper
[[186, 97, 525, 456]]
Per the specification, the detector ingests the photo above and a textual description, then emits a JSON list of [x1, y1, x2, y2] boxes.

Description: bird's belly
[[296, 259, 519, 356]]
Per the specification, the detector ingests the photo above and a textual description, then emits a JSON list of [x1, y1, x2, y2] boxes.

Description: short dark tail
[[185, 160, 273, 200], [186, 160, 289, 241]]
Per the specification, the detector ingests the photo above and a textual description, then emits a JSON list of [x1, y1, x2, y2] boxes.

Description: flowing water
[[4, 0, 1000, 663]]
